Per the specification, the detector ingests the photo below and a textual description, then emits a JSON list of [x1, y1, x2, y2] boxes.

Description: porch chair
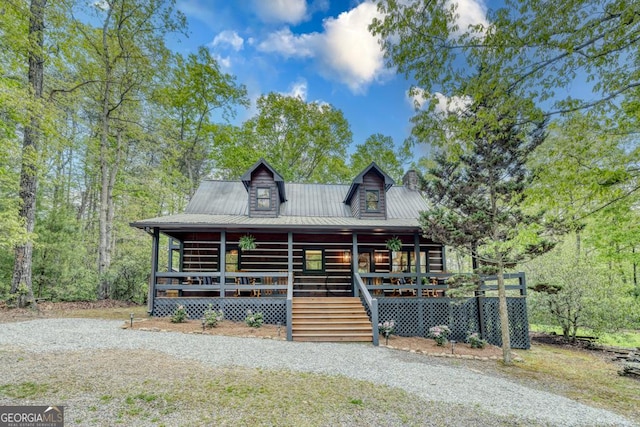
[[276, 271, 288, 295], [235, 273, 258, 297], [262, 276, 273, 296], [390, 276, 415, 297]]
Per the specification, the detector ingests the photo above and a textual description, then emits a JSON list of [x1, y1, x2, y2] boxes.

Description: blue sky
[[171, 0, 490, 158]]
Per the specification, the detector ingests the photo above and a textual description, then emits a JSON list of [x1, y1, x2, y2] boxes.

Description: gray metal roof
[[132, 180, 430, 231]]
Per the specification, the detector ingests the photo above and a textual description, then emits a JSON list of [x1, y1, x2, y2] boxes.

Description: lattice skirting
[[368, 297, 530, 349], [152, 298, 287, 325]]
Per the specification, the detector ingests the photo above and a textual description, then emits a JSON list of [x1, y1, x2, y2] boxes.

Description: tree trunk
[[11, 0, 47, 308], [97, 7, 113, 300], [497, 264, 512, 364]]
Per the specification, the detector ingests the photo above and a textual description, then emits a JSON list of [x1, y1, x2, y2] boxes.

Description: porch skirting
[[151, 296, 530, 350], [152, 297, 287, 325], [366, 296, 530, 349]]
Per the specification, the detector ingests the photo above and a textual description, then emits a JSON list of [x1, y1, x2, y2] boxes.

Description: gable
[[343, 162, 394, 219]]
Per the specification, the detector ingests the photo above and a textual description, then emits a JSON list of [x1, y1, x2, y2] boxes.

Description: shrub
[[245, 309, 263, 328], [428, 325, 451, 346], [203, 305, 224, 328], [171, 305, 187, 323], [467, 332, 487, 349]]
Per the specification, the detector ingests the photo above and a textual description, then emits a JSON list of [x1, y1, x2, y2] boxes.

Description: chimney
[[402, 170, 419, 191]]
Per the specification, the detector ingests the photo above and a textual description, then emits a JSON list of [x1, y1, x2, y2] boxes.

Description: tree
[[350, 133, 409, 182], [220, 93, 352, 183], [8, 0, 48, 308], [419, 86, 553, 364], [154, 47, 249, 196], [67, 0, 185, 299], [370, 0, 640, 201]]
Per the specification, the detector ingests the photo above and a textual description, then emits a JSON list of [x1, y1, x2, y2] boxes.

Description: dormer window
[[366, 189, 380, 211], [257, 187, 271, 209]]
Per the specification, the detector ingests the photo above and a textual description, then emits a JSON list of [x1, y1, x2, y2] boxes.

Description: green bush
[[245, 310, 263, 328], [203, 305, 224, 328]]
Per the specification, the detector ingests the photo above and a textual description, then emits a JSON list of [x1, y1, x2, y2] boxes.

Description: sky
[[170, 0, 490, 158]]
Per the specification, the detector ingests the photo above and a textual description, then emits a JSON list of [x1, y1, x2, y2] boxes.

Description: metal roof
[[132, 178, 430, 232]]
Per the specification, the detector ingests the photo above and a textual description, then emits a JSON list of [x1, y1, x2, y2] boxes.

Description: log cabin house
[[131, 159, 529, 348]]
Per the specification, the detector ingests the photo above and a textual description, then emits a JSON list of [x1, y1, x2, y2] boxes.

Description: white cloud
[[450, 0, 489, 35], [433, 92, 472, 115], [216, 55, 232, 69], [406, 87, 429, 110], [257, 1, 387, 93], [211, 30, 244, 51], [406, 88, 471, 115], [283, 79, 308, 100], [258, 28, 317, 58], [318, 2, 388, 93], [253, 0, 307, 24]]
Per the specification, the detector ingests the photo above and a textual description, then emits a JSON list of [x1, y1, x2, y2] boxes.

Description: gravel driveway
[[0, 318, 636, 426]]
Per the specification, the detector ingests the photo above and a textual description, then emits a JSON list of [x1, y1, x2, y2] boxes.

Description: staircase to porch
[[291, 297, 373, 342]]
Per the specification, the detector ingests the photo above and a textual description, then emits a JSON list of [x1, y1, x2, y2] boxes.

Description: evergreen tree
[[420, 89, 555, 363]]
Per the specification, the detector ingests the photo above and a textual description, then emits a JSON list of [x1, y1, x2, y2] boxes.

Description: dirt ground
[[0, 300, 511, 360], [125, 316, 510, 360]]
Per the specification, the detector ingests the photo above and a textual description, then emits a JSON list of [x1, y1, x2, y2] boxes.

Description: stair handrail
[[354, 272, 379, 346], [286, 271, 293, 341]]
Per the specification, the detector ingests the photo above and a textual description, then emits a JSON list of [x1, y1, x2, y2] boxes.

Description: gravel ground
[[0, 318, 636, 427]]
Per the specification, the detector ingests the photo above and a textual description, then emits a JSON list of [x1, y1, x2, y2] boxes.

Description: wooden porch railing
[[354, 272, 378, 346], [154, 271, 289, 298], [357, 272, 527, 297]]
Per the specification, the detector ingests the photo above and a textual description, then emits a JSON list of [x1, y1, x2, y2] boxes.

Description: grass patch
[[0, 382, 49, 398], [498, 344, 640, 421], [0, 348, 521, 426], [530, 324, 640, 348]]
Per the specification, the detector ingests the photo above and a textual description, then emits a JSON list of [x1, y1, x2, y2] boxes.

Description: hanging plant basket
[[239, 234, 257, 251], [385, 236, 402, 252]]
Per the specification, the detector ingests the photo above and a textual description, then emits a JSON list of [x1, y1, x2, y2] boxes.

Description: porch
[[149, 267, 530, 349]]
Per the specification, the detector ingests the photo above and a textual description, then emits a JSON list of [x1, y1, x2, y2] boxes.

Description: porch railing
[[357, 272, 526, 297], [154, 271, 289, 297], [354, 272, 379, 346]]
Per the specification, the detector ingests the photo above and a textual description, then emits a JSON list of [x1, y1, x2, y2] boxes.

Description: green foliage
[[385, 236, 402, 252], [220, 93, 352, 183], [428, 325, 451, 346], [371, 0, 640, 121], [154, 46, 249, 195], [238, 235, 256, 251], [467, 332, 487, 349], [203, 305, 224, 328], [419, 88, 554, 268], [244, 310, 263, 328], [526, 237, 640, 338], [171, 305, 187, 323], [350, 133, 408, 182]]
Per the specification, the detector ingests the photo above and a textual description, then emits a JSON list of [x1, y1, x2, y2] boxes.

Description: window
[[257, 187, 271, 209], [365, 189, 379, 211], [391, 250, 410, 272], [304, 249, 324, 272]]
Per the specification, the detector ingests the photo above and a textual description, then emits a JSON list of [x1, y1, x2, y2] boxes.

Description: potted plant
[[385, 236, 402, 252], [238, 234, 256, 251]]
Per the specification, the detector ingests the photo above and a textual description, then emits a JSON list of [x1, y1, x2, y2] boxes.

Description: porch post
[[220, 231, 226, 298], [352, 233, 359, 297], [414, 232, 425, 337], [287, 232, 293, 341], [148, 227, 160, 315], [414, 233, 422, 293]]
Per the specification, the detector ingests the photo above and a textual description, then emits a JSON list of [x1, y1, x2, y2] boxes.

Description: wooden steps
[[291, 297, 372, 342]]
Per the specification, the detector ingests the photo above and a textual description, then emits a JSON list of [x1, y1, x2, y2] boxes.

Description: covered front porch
[[141, 228, 529, 348]]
